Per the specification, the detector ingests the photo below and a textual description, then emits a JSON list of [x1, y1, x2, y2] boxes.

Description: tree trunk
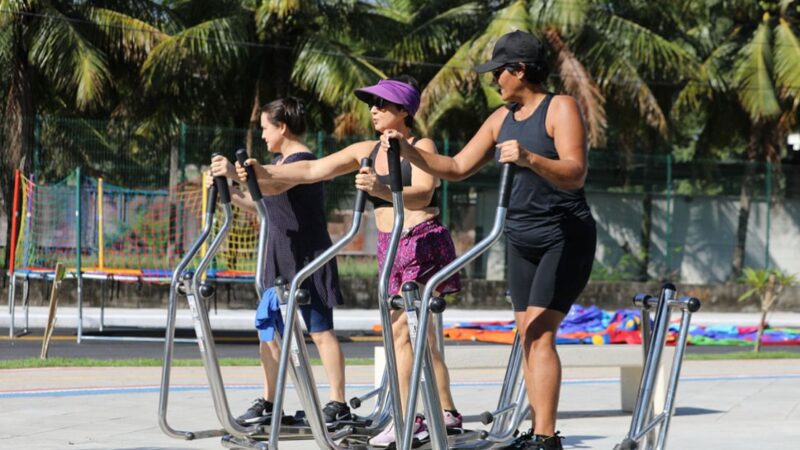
[[731, 172, 752, 280], [731, 126, 762, 280], [640, 191, 652, 280], [2, 23, 35, 269], [754, 274, 776, 353]]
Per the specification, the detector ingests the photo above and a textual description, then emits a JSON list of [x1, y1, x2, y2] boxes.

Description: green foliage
[[737, 267, 797, 303], [590, 253, 642, 282], [337, 255, 378, 278]]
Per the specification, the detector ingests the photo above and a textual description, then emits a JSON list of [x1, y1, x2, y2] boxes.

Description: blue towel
[[255, 287, 284, 342]]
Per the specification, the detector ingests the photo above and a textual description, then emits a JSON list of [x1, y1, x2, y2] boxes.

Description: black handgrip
[[206, 184, 218, 216], [209, 153, 231, 204], [498, 163, 515, 208], [354, 158, 373, 213], [213, 176, 231, 204], [235, 148, 263, 201], [387, 138, 403, 192]]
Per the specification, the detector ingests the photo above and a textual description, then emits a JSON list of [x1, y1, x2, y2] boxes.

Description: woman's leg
[[393, 286, 457, 413], [391, 309, 413, 413], [426, 308, 456, 411], [259, 340, 281, 401], [520, 306, 565, 436], [309, 329, 346, 402]]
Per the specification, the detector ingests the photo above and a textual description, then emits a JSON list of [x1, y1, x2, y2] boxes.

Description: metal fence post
[[765, 160, 772, 269], [33, 115, 41, 180], [179, 123, 187, 184], [665, 153, 673, 276], [316, 131, 324, 157]]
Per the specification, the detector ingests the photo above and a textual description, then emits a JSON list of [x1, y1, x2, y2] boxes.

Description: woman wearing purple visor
[[236, 75, 463, 447]]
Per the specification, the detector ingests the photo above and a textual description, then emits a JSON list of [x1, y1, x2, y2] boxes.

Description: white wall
[[589, 192, 800, 283]]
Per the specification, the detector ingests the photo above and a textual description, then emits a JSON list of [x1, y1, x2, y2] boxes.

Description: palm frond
[[672, 42, 737, 117], [387, 2, 484, 66], [0, 0, 28, 27], [544, 28, 606, 147], [417, 88, 466, 136], [262, 0, 306, 18], [529, 0, 589, 34], [595, 11, 697, 79], [87, 8, 168, 65], [418, 0, 531, 121], [773, 18, 800, 101], [29, 8, 110, 110], [292, 34, 386, 132], [141, 16, 249, 90], [734, 19, 780, 121]]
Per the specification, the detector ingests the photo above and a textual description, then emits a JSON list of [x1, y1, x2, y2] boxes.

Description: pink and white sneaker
[[368, 416, 428, 448], [443, 410, 463, 429]]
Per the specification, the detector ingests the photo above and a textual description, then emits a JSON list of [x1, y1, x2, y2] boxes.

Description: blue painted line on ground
[[2, 374, 798, 399]]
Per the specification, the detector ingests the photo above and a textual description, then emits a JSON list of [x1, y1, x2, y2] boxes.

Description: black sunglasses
[[367, 96, 396, 109], [492, 63, 522, 81]]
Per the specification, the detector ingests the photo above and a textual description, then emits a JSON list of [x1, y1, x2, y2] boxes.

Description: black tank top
[[367, 139, 439, 209], [496, 94, 593, 247]]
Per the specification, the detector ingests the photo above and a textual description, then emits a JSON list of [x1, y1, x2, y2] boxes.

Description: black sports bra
[[366, 139, 439, 209]]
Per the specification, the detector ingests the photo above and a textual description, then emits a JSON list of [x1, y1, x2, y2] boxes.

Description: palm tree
[[141, 1, 400, 154], [417, 0, 696, 148], [408, 0, 695, 280], [0, 0, 168, 266], [673, 0, 800, 279]]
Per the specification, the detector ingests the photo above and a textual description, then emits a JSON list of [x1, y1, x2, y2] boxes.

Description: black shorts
[[506, 220, 596, 314]]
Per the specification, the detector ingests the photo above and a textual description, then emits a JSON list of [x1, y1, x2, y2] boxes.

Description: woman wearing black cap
[[238, 76, 464, 447], [381, 31, 597, 450]]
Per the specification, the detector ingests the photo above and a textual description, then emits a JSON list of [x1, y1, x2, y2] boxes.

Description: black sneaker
[[236, 398, 274, 425], [532, 432, 564, 450], [322, 400, 352, 425], [499, 428, 536, 449]]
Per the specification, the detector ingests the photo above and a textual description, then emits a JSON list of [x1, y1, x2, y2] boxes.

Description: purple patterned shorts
[[376, 217, 462, 296]]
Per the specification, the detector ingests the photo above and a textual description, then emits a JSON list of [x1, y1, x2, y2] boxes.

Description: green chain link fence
[[4, 115, 800, 281]]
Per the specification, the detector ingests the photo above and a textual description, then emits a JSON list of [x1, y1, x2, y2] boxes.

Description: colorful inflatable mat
[[439, 305, 800, 346]]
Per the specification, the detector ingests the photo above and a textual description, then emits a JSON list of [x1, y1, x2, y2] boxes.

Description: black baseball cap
[[474, 30, 545, 73]]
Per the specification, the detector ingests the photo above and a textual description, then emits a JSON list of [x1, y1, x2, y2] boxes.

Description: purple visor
[[355, 79, 420, 117]]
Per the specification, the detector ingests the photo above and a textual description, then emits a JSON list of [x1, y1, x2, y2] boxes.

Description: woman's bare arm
[[237, 142, 373, 195], [497, 96, 587, 189], [358, 138, 440, 210], [383, 108, 507, 181]]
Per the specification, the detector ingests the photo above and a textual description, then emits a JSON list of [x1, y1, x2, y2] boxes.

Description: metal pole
[[665, 154, 673, 276], [764, 160, 771, 270], [76, 167, 83, 343]]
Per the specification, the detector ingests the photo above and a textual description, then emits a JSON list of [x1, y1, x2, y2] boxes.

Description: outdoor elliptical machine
[[395, 163, 532, 450], [158, 150, 317, 449], [267, 140, 409, 450], [614, 284, 701, 450]]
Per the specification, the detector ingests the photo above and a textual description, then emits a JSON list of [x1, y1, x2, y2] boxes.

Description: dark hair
[[522, 60, 549, 84], [260, 97, 307, 135], [514, 57, 549, 85], [388, 75, 419, 128]]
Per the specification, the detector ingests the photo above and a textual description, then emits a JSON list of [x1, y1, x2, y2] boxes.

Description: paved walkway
[[1, 359, 798, 449]]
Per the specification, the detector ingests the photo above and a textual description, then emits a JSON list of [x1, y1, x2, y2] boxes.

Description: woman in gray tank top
[[380, 31, 596, 450]]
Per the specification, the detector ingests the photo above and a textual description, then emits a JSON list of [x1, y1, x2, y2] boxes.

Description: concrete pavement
[[1, 360, 798, 449]]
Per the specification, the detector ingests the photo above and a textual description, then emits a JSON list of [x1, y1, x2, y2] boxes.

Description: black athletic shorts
[[506, 218, 596, 314]]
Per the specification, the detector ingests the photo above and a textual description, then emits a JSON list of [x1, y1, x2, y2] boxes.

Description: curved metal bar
[[187, 202, 257, 438], [159, 184, 223, 440], [399, 164, 515, 450], [267, 210, 365, 449]]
